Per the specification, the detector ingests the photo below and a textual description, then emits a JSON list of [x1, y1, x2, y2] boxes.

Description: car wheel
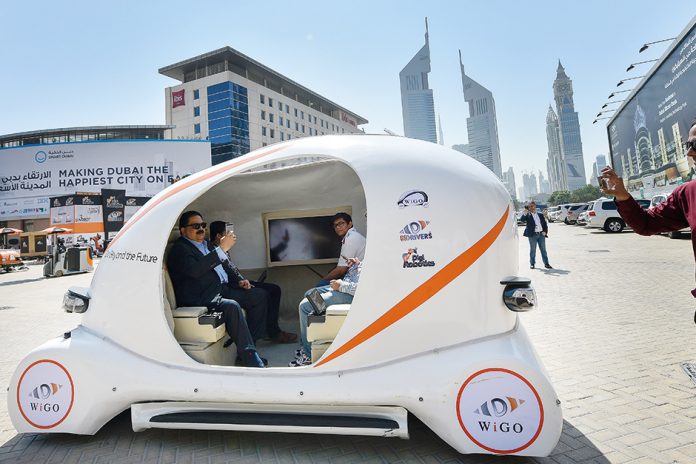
[[564, 218, 569, 224], [604, 219, 624, 233], [668, 230, 682, 239]]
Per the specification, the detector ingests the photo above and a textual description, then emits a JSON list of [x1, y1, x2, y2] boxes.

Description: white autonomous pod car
[[9, 135, 562, 457]]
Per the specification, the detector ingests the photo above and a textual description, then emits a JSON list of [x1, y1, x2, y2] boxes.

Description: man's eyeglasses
[[333, 221, 348, 228], [185, 222, 207, 230], [683, 139, 696, 152]]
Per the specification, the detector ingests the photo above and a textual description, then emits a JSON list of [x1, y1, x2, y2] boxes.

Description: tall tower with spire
[[399, 18, 437, 144], [552, 61, 586, 190], [458, 50, 503, 178], [546, 104, 568, 192]]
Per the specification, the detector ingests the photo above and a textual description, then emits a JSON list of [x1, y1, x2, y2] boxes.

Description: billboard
[[0, 140, 210, 220], [608, 20, 696, 199]]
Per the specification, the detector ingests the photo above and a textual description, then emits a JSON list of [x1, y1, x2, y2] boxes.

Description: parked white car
[[555, 204, 574, 223], [650, 193, 691, 239], [565, 204, 590, 225], [546, 206, 560, 222], [586, 197, 651, 233]]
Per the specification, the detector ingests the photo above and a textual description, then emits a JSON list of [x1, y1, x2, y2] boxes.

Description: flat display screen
[[267, 215, 342, 266]]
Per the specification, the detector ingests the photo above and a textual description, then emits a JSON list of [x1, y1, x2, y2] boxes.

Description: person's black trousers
[[222, 287, 268, 341], [211, 297, 255, 355]]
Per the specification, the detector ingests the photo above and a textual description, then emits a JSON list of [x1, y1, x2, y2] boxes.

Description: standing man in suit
[[522, 202, 552, 270], [167, 211, 265, 368]]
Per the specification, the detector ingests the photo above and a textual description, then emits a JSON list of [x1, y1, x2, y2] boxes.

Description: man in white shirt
[[316, 212, 366, 286]]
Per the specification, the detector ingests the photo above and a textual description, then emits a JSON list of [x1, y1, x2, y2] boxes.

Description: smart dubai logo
[[456, 368, 544, 454], [399, 220, 432, 241], [35, 151, 47, 163], [17, 360, 74, 429]]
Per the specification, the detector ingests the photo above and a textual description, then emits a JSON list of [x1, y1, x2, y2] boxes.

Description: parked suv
[[565, 203, 590, 225], [586, 197, 651, 233], [651, 193, 691, 239]]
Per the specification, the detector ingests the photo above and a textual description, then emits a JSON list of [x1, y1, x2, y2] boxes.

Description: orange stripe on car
[[315, 206, 510, 367], [107, 145, 288, 249]]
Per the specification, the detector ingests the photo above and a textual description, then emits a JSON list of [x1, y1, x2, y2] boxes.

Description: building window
[[194, 89, 200, 100], [194, 106, 200, 117], [280, 132, 284, 141], [285, 104, 289, 113], [260, 94, 265, 104], [268, 97, 273, 107], [302, 125, 305, 133], [295, 122, 299, 131], [279, 116, 283, 126], [288, 134, 292, 140], [270, 129, 275, 138], [194, 123, 201, 134], [261, 110, 266, 120], [301, 111, 304, 120], [286, 119, 290, 128], [262, 127, 267, 136], [294, 108, 298, 117], [278, 101, 282, 110], [269, 113, 274, 123]]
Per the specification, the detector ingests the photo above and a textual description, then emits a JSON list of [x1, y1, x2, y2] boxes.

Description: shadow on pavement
[[0, 277, 46, 287], [539, 268, 570, 276], [0, 412, 608, 463]]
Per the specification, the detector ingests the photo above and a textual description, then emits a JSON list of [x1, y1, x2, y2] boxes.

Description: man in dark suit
[[167, 210, 265, 367], [522, 202, 552, 270], [209, 221, 297, 344]]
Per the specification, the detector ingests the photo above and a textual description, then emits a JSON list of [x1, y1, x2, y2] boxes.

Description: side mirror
[[500, 277, 536, 312], [63, 286, 91, 313]]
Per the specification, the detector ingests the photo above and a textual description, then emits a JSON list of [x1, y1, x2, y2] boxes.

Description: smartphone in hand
[[225, 223, 235, 234], [597, 177, 607, 189]]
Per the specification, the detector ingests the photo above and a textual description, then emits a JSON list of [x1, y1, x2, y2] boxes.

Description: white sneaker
[[288, 350, 311, 367]]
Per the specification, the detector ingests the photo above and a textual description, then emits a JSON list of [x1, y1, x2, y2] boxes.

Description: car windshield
[[570, 205, 583, 210]]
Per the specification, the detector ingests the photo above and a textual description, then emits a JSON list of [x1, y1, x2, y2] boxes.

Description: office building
[[502, 167, 517, 200], [553, 61, 586, 190], [459, 51, 503, 178], [399, 19, 437, 144], [160, 47, 367, 165], [546, 105, 567, 192]]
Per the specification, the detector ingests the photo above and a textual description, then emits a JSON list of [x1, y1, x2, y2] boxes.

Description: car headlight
[[63, 286, 91, 313], [500, 277, 536, 312]]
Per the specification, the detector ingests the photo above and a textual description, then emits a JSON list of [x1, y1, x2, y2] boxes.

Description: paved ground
[[1, 223, 695, 463]]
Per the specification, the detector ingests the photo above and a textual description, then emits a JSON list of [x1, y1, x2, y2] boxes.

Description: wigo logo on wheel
[[17, 360, 74, 429], [456, 368, 544, 454]]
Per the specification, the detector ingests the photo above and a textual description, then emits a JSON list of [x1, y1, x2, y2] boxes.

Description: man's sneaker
[[288, 350, 312, 367], [545, 264, 553, 269], [238, 349, 266, 368]]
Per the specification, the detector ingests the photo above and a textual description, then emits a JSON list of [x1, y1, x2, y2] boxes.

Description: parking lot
[[1, 222, 695, 463]]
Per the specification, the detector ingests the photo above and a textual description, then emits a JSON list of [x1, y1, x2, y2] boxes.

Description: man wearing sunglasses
[[167, 210, 266, 367], [600, 118, 696, 307]]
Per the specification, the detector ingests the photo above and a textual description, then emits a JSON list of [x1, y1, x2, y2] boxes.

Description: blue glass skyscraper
[[399, 19, 437, 144]]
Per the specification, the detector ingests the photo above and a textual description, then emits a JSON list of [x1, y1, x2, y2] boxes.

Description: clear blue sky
[[1, 1, 693, 188]]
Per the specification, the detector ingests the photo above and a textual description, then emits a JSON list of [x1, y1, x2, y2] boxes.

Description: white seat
[[307, 304, 351, 361], [163, 267, 228, 353]]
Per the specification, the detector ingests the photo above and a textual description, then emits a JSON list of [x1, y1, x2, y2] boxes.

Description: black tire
[[604, 218, 624, 233], [668, 230, 682, 239], [564, 218, 569, 225]]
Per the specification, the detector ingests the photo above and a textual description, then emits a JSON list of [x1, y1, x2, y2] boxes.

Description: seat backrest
[[161, 268, 176, 333]]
